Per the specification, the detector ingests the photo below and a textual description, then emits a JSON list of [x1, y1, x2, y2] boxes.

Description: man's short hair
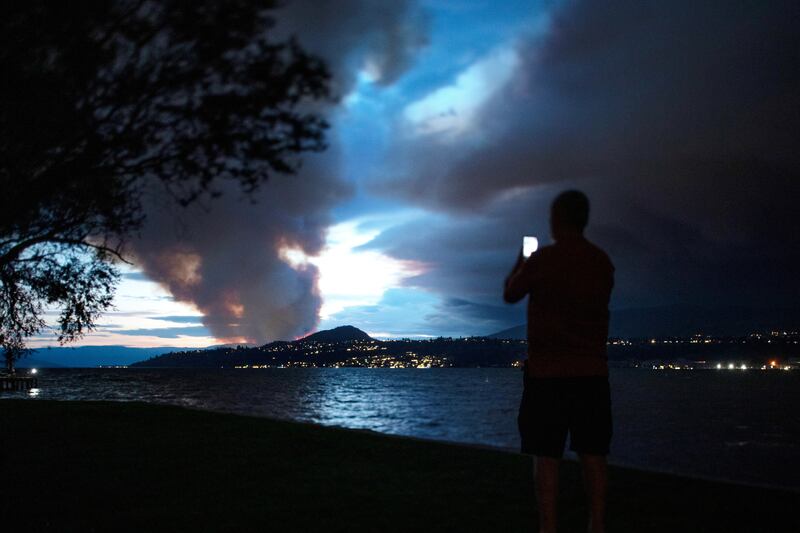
[[551, 190, 590, 230]]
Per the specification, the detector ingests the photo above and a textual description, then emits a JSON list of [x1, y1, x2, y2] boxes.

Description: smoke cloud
[[129, 0, 427, 343], [370, 0, 800, 316]]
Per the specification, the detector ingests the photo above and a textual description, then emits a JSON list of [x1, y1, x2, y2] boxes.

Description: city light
[[140, 329, 799, 371]]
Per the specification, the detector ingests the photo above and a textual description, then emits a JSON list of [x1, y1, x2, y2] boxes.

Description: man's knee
[[578, 453, 607, 467], [534, 456, 561, 477]]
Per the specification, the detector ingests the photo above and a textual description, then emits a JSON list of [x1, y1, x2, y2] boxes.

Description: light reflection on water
[[307, 369, 518, 445], [2, 368, 521, 447], [2, 367, 800, 489]]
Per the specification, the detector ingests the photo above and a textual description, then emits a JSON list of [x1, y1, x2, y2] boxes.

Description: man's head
[[550, 190, 589, 241]]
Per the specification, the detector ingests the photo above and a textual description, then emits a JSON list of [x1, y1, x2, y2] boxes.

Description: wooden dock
[[0, 375, 38, 391]]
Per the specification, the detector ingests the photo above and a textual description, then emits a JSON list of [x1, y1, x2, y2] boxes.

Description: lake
[[3, 367, 799, 490]]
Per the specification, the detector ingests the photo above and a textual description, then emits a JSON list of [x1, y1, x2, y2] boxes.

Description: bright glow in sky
[[283, 219, 425, 319]]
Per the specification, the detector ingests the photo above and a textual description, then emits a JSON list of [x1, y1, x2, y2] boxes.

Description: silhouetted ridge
[[300, 325, 372, 343], [486, 325, 526, 340], [486, 304, 800, 339]]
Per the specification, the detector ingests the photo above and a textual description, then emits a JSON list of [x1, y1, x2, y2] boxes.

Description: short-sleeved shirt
[[504, 236, 614, 378]]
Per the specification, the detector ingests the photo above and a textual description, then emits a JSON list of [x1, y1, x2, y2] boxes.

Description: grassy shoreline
[[1, 400, 798, 531]]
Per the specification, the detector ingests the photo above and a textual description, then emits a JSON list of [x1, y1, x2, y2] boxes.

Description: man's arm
[[503, 249, 533, 303]]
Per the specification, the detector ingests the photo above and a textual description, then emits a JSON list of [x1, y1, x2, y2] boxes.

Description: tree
[[0, 1, 331, 371]]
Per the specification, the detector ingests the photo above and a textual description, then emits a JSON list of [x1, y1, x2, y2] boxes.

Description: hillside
[[486, 325, 525, 340], [300, 325, 373, 343], [130, 326, 527, 369], [130, 322, 800, 369]]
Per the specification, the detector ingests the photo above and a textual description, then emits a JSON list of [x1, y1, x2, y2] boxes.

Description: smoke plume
[[129, 0, 426, 343]]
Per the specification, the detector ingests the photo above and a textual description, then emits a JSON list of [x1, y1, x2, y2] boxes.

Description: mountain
[[300, 325, 373, 343], [131, 328, 528, 369], [131, 325, 376, 368], [486, 325, 526, 339], [25, 346, 192, 367], [15, 357, 65, 369], [29, 327, 370, 367], [128, 321, 800, 368], [486, 304, 800, 339]]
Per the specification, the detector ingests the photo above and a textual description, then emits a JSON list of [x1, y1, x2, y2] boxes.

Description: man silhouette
[[504, 190, 614, 533]]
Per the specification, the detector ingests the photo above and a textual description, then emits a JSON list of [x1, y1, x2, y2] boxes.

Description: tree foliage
[[0, 1, 331, 370]]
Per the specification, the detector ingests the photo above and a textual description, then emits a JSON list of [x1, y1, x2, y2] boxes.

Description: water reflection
[[305, 369, 520, 446], [3, 368, 521, 448]]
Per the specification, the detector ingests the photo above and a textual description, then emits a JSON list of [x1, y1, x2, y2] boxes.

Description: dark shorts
[[518, 369, 612, 457]]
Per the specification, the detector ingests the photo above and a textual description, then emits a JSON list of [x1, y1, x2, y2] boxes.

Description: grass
[[1, 400, 798, 532]]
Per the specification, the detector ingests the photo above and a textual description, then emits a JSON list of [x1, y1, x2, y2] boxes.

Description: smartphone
[[523, 236, 538, 258]]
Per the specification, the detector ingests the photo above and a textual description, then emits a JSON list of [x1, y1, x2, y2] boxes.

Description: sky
[[31, 0, 800, 348]]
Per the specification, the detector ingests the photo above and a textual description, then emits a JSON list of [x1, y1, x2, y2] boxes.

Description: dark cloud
[[393, 1, 800, 213], [362, 189, 553, 303], [371, 0, 800, 326], [425, 297, 524, 336], [319, 287, 520, 338], [277, 0, 428, 88], [128, 0, 428, 343]]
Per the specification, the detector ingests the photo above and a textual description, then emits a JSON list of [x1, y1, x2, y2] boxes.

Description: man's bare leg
[[578, 454, 607, 533], [534, 456, 560, 533]]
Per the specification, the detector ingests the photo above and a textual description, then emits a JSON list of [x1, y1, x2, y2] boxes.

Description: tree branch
[[0, 233, 131, 268]]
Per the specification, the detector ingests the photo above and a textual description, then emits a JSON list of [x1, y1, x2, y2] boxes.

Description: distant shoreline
[[20, 327, 800, 368]]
